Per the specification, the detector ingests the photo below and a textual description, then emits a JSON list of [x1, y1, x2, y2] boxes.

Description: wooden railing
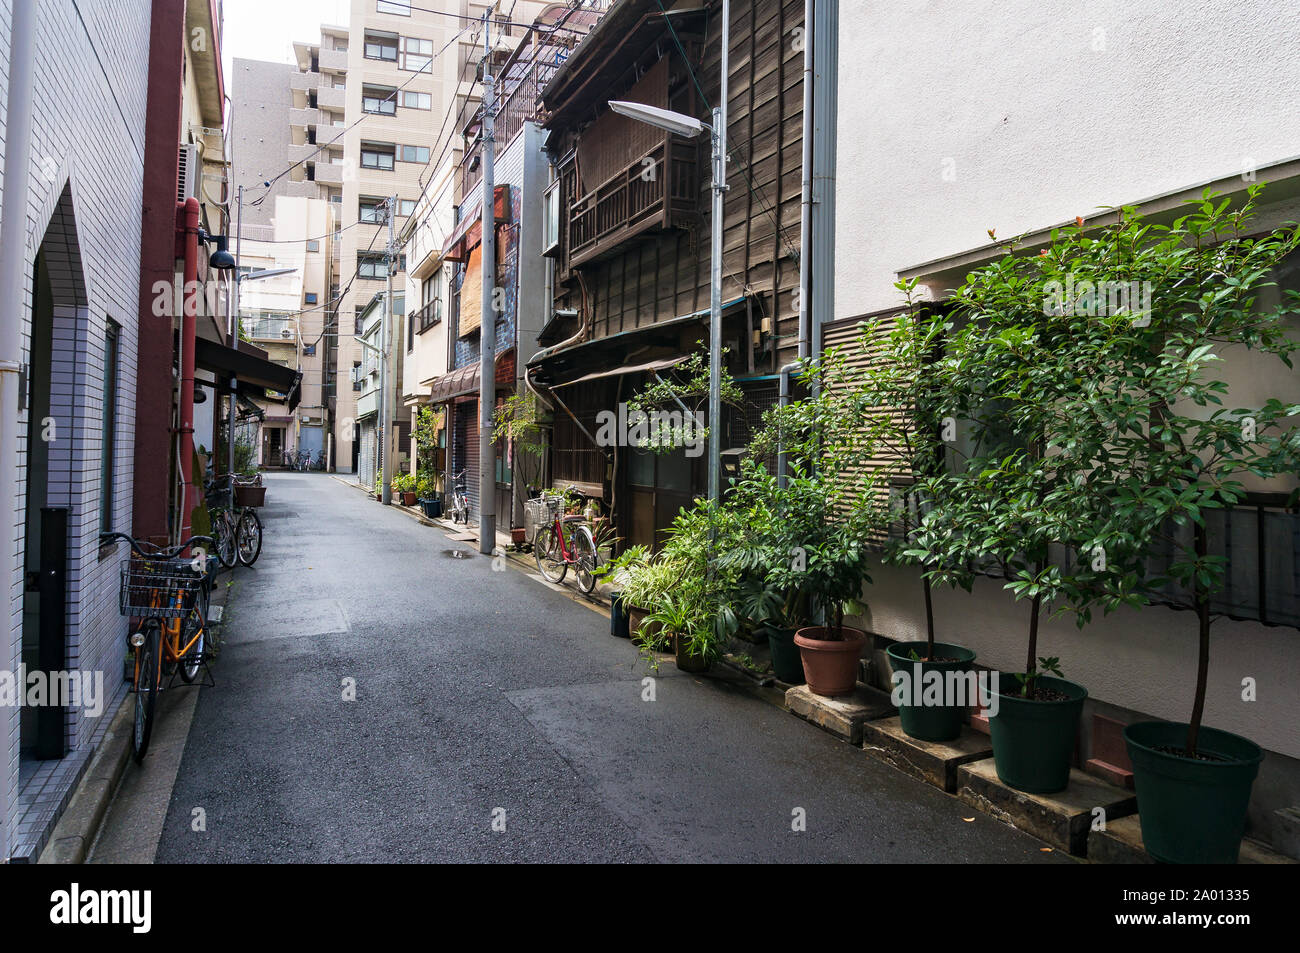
[[461, 58, 560, 199]]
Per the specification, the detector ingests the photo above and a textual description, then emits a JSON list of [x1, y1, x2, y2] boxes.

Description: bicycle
[[448, 469, 470, 524], [206, 474, 264, 568], [530, 488, 600, 594], [105, 531, 216, 763]]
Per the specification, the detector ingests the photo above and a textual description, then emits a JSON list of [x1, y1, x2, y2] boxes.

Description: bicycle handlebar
[[100, 532, 218, 560]]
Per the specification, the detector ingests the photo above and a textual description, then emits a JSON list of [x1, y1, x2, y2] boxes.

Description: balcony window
[[360, 197, 388, 223], [358, 253, 389, 280], [360, 143, 395, 170], [362, 85, 397, 116], [377, 0, 411, 15], [363, 31, 399, 61]]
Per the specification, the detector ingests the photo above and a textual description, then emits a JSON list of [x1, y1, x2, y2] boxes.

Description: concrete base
[[956, 758, 1136, 856], [1090, 814, 1298, 864], [1272, 806, 1300, 860], [861, 717, 994, 792], [785, 683, 896, 745]]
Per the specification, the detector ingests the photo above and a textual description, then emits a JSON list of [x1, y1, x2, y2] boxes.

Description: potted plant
[[415, 475, 442, 518], [392, 473, 417, 506], [1055, 187, 1300, 862]]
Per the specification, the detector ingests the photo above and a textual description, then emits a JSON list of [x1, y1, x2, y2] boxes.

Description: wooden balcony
[[563, 137, 698, 270]]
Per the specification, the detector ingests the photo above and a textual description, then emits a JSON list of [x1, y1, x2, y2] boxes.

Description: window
[[363, 30, 399, 61], [399, 90, 431, 110], [377, 0, 411, 14], [305, 292, 318, 304], [407, 309, 415, 352], [542, 180, 561, 255], [333, 38, 348, 51], [100, 320, 120, 533], [398, 144, 429, 164], [358, 252, 389, 280], [362, 85, 397, 116], [398, 199, 416, 217], [360, 196, 388, 223], [400, 36, 433, 72], [360, 143, 395, 170], [306, 240, 320, 253]]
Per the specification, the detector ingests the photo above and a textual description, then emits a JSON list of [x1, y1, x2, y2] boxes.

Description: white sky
[[221, 0, 350, 78]]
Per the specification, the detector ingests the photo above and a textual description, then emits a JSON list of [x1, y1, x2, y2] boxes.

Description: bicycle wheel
[[573, 525, 599, 594], [132, 622, 160, 763], [178, 584, 208, 684], [214, 513, 237, 569], [534, 526, 567, 584], [236, 508, 263, 566]]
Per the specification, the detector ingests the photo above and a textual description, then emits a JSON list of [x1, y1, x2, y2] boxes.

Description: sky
[[221, 0, 350, 79]]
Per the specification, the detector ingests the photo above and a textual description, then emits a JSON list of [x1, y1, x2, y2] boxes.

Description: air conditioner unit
[[177, 143, 200, 203]]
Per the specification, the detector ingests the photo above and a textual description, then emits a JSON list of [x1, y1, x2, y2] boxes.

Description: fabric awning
[[440, 185, 512, 262], [421, 348, 517, 402], [553, 355, 689, 387], [196, 337, 302, 410]]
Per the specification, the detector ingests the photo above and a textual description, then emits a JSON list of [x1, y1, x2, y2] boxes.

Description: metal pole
[[0, 0, 36, 865], [228, 185, 243, 501], [381, 196, 396, 504], [707, 0, 729, 504], [478, 14, 497, 555]]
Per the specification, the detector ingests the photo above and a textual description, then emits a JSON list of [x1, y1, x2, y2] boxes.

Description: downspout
[[797, 0, 814, 362], [776, 361, 799, 488], [178, 197, 202, 544], [0, 0, 36, 864]]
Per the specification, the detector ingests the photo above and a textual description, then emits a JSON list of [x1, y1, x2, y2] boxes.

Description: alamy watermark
[[1043, 274, 1153, 325], [594, 403, 705, 457], [0, 666, 105, 717], [890, 664, 1000, 716]]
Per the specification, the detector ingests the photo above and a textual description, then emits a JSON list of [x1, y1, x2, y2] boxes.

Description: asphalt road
[[151, 472, 1069, 863]]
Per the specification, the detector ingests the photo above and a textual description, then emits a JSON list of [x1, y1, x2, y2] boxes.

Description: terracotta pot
[[794, 626, 866, 697], [402, 491, 418, 506], [627, 607, 660, 647]]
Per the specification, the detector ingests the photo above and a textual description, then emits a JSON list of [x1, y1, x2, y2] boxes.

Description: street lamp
[[608, 99, 727, 504]]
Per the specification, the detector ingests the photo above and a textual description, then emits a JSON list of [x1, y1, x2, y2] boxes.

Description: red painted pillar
[[133, 0, 186, 543], [178, 197, 201, 542]]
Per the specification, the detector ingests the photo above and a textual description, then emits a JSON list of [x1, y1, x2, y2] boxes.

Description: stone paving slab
[[1089, 813, 1297, 864], [785, 683, 896, 745]]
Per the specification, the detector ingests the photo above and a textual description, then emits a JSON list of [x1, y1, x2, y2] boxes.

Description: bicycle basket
[[523, 495, 563, 545], [119, 555, 204, 619]]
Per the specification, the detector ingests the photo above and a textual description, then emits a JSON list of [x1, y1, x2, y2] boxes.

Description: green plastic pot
[[988, 673, 1087, 794], [764, 626, 804, 685], [1123, 721, 1262, 864], [885, 641, 977, 742], [609, 592, 631, 639]]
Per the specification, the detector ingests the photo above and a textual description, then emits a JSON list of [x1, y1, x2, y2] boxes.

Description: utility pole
[[477, 13, 497, 555], [227, 184, 243, 500], [380, 194, 397, 504], [707, 0, 730, 504]]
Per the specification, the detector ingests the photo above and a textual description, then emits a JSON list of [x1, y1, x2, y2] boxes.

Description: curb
[[37, 697, 133, 864]]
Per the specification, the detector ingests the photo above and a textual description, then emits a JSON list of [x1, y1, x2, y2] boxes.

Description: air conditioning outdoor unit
[[177, 143, 200, 203]]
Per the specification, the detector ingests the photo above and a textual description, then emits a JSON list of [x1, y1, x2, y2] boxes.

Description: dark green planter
[[884, 641, 977, 742], [765, 626, 804, 684], [418, 497, 442, 519], [1123, 721, 1262, 864], [610, 592, 631, 639], [989, 674, 1087, 794]]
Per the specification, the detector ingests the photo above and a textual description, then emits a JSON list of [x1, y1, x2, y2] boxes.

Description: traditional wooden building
[[528, 0, 807, 549]]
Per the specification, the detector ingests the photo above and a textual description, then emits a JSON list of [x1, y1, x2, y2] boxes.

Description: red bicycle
[[530, 488, 600, 594]]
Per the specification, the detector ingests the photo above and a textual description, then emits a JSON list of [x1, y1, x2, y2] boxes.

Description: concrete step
[[785, 683, 896, 745], [1089, 813, 1298, 864], [862, 717, 994, 793], [956, 758, 1136, 856]]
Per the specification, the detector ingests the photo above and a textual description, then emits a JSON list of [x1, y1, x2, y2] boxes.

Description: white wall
[[834, 0, 1300, 770], [836, 0, 1300, 318]]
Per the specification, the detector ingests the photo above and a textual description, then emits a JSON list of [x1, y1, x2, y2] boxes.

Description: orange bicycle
[[105, 532, 216, 762]]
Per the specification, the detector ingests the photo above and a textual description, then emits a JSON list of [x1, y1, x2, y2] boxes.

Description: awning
[[553, 355, 688, 387], [441, 185, 512, 262], [195, 337, 302, 410], [421, 348, 516, 402]]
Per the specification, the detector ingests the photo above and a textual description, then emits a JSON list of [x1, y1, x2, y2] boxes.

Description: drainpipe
[[179, 197, 202, 543], [797, 0, 814, 362], [0, 0, 35, 864], [776, 361, 800, 488]]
